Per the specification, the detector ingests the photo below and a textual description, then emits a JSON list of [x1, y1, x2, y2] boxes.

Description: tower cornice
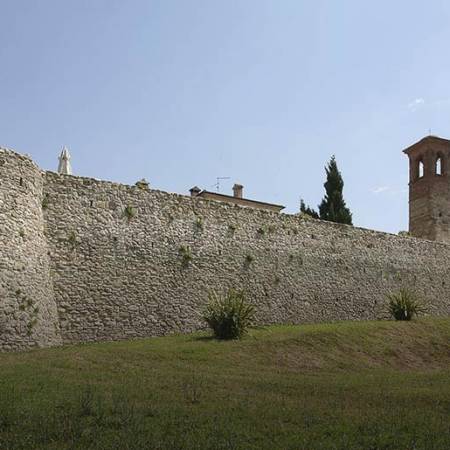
[[403, 135, 450, 156]]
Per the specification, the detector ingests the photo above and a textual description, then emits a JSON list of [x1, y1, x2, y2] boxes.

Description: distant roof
[[403, 135, 450, 155], [195, 189, 285, 210]]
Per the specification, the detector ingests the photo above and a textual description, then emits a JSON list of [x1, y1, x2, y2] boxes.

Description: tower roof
[[60, 145, 71, 159], [403, 135, 450, 156]]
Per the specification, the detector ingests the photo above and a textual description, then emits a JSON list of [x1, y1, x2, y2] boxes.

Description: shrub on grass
[[387, 288, 427, 321], [78, 386, 95, 417], [110, 392, 137, 429], [0, 400, 16, 432], [203, 289, 255, 340]]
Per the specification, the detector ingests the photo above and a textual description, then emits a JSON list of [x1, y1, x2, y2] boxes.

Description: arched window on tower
[[418, 160, 424, 178], [436, 156, 443, 175]]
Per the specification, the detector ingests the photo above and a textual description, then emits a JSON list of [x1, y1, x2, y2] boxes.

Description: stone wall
[[43, 170, 450, 346], [1, 148, 450, 350], [0, 149, 61, 351]]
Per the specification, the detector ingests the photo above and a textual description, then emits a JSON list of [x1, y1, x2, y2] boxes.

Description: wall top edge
[[1, 146, 34, 161], [45, 169, 443, 246], [0, 146, 44, 172], [3, 146, 446, 247]]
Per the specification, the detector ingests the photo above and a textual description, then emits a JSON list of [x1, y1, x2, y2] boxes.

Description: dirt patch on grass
[[237, 319, 450, 373]]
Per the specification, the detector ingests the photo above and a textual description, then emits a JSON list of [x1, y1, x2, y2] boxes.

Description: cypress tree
[[300, 199, 319, 219], [318, 156, 353, 225]]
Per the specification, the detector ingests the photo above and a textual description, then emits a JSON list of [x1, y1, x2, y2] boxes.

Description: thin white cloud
[[371, 186, 390, 194], [432, 98, 450, 107], [371, 186, 408, 195], [406, 97, 450, 112], [407, 98, 425, 112]]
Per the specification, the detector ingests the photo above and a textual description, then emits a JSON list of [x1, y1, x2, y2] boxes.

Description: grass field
[[1, 318, 450, 449]]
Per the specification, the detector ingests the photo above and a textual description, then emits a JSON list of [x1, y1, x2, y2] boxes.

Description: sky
[[2, 0, 450, 233]]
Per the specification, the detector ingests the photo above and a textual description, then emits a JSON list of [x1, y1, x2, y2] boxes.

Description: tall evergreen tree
[[300, 199, 319, 219], [318, 156, 353, 225]]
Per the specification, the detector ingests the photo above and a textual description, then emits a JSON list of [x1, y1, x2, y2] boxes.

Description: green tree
[[318, 156, 353, 225], [300, 199, 319, 219]]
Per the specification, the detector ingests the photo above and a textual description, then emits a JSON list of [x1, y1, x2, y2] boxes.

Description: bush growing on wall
[[203, 289, 255, 340], [194, 216, 203, 231], [387, 288, 427, 321], [245, 254, 254, 265], [179, 246, 192, 267], [124, 206, 137, 221], [41, 194, 49, 209]]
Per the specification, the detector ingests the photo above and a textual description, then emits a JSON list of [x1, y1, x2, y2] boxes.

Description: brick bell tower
[[403, 135, 450, 242]]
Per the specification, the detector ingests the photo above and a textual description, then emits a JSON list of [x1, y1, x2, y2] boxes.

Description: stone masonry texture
[[0, 149, 61, 351], [1, 147, 450, 351]]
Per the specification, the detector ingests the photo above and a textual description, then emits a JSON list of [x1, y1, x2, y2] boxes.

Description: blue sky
[[2, 0, 450, 233]]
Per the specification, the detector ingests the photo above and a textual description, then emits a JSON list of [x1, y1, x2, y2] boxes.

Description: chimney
[[189, 186, 201, 197], [135, 178, 150, 190], [233, 183, 243, 199]]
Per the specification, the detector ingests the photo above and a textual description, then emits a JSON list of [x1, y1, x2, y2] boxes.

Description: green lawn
[[1, 318, 450, 449]]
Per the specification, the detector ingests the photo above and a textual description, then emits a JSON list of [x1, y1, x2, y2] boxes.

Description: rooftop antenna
[[212, 176, 231, 193]]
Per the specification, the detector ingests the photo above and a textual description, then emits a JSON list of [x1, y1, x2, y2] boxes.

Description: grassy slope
[[1, 318, 450, 449]]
